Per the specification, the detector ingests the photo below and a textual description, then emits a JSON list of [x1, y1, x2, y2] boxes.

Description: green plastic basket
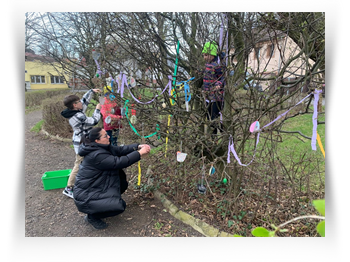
[[41, 169, 71, 190]]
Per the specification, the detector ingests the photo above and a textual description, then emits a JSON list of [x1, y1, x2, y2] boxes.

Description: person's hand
[[138, 144, 151, 157], [214, 85, 221, 90], [96, 103, 101, 110], [92, 88, 102, 93], [138, 144, 151, 151]]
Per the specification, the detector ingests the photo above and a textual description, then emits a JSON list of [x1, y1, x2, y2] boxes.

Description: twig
[[278, 130, 311, 140], [277, 215, 325, 229]]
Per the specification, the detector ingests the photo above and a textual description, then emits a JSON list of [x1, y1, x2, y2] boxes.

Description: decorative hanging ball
[[222, 178, 227, 184], [162, 102, 166, 108], [96, 73, 99, 78]]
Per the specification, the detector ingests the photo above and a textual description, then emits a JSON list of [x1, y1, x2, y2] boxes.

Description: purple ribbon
[[261, 93, 312, 130], [227, 134, 260, 166], [94, 59, 102, 75], [93, 57, 172, 104], [227, 92, 314, 166], [94, 59, 108, 76], [123, 75, 173, 104], [116, 73, 128, 98], [311, 89, 322, 150]]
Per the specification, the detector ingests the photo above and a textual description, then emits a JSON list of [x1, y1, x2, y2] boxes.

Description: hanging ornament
[[99, 96, 105, 105], [209, 165, 215, 176], [128, 76, 136, 88], [198, 165, 206, 194], [162, 102, 166, 108], [222, 178, 227, 184], [176, 151, 187, 162], [92, 49, 101, 61], [130, 104, 137, 124], [120, 107, 126, 118], [105, 116, 111, 124], [130, 115, 137, 124], [249, 121, 260, 133]]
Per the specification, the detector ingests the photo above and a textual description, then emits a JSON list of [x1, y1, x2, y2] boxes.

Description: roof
[[25, 52, 56, 63], [254, 28, 286, 44]]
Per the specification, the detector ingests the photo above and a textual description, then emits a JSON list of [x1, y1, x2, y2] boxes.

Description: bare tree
[[28, 13, 325, 221]]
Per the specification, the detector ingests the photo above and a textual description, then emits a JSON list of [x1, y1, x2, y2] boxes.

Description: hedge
[[25, 89, 71, 108]]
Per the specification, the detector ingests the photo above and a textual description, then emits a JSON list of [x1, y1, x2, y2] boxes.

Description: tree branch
[[277, 215, 325, 230], [278, 130, 311, 140]]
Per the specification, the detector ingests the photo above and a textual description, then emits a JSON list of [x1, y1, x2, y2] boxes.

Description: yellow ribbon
[[170, 88, 176, 105], [317, 133, 325, 158], [165, 114, 171, 157], [137, 161, 141, 186]]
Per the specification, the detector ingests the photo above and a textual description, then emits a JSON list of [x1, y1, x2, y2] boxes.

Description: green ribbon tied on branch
[[123, 100, 160, 139]]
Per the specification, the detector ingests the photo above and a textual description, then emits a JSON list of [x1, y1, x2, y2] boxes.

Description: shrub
[[25, 89, 71, 108], [41, 91, 101, 139], [42, 94, 75, 139]]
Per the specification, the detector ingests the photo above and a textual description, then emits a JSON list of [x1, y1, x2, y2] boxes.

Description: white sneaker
[[62, 187, 74, 198]]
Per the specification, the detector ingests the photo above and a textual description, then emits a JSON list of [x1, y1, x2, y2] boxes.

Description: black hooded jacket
[[73, 141, 140, 215]]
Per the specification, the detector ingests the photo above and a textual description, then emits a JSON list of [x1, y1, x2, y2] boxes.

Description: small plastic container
[[41, 169, 71, 190]]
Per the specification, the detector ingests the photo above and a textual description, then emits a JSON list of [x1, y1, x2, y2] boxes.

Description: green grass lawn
[[239, 105, 325, 183], [278, 111, 325, 159]]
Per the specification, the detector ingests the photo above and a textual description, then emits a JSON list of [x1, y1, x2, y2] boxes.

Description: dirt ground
[[25, 109, 203, 237]]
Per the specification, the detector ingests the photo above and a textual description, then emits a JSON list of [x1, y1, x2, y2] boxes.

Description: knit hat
[[202, 41, 218, 56]]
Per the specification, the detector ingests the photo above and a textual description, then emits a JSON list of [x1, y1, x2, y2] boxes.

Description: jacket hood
[[78, 142, 110, 157], [61, 108, 81, 119]]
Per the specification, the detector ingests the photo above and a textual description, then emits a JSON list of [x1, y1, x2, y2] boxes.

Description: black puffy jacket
[[73, 142, 140, 215]]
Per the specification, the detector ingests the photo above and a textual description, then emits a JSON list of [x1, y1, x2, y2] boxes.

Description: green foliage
[[316, 221, 325, 237], [251, 227, 271, 237], [313, 199, 325, 216], [228, 220, 234, 228], [313, 199, 325, 237]]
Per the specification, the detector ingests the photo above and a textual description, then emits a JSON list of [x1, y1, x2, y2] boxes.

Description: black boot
[[84, 214, 107, 230]]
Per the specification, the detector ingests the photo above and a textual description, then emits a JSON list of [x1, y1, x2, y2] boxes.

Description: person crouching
[[73, 127, 150, 229]]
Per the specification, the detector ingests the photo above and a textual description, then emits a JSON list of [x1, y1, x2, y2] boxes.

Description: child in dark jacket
[[201, 41, 225, 136]]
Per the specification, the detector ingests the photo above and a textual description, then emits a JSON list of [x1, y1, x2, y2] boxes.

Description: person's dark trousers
[[88, 208, 125, 220], [206, 101, 224, 135], [89, 172, 128, 220]]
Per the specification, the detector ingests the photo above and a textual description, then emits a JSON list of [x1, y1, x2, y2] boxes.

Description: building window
[[267, 43, 275, 58], [51, 76, 65, 84], [30, 75, 45, 84]]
